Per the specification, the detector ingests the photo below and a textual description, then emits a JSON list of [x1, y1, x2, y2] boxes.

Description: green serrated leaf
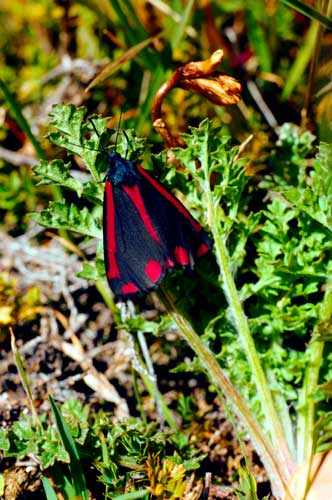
[[283, 142, 332, 231], [48, 104, 113, 179], [41, 428, 70, 468], [12, 420, 36, 441], [60, 400, 90, 445], [34, 160, 84, 195], [125, 317, 163, 336], [77, 261, 104, 281], [174, 119, 245, 196], [47, 104, 148, 183], [181, 456, 206, 470], [30, 201, 102, 238], [82, 180, 104, 204], [49, 104, 87, 142]]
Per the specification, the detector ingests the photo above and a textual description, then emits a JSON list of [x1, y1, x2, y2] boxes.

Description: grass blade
[[49, 396, 89, 500], [281, 0, 332, 29], [111, 0, 147, 43], [42, 477, 58, 500], [86, 35, 159, 91], [282, 20, 319, 99], [10, 328, 41, 429], [0, 78, 65, 215], [109, 0, 158, 71], [0, 79, 45, 160], [245, 5, 272, 72], [170, 0, 195, 49]]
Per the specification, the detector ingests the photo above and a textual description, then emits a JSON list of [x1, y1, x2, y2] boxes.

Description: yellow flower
[[0, 306, 13, 326]]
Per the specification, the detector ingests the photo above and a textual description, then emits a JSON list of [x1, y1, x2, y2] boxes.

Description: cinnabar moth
[[103, 151, 212, 298]]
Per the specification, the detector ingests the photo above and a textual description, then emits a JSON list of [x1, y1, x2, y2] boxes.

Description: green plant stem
[[137, 329, 178, 430], [212, 226, 292, 461], [297, 342, 324, 464], [296, 277, 332, 464], [158, 287, 287, 499], [96, 281, 176, 427], [266, 366, 296, 456], [10, 328, 42, 430], [117, 301, 178, 431], [95, 280, 118, 317], [200, 140, 294, 479], [138, 363, 179, 432], [207, 228, 294, 478]]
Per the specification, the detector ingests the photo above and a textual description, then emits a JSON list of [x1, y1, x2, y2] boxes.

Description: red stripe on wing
[[104, 180, 120, 279], [174, 246, 190, 265], [123, 184, 161, 243], [137, 165, 203, 232]]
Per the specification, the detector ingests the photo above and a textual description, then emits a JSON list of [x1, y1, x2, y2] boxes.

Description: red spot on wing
[[104, 181, 120, 279], [174, 246, 190, 265], [122, 282, 139, 295], [196, 243, 210, 257], [145, 260, 162, 282], [123, 184, 161, 243], [166, 257, 175, 269], [137, 166, 202, 232]]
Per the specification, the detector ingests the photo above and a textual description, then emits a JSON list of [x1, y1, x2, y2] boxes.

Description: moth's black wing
[[103, 164, 211, 298]]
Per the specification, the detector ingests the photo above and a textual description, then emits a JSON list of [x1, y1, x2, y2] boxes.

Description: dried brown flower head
[[152, 50, 242, 146]]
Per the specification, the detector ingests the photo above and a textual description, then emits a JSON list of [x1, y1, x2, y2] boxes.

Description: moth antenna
[[88, 117, 101, 136], [51, 117, 105, 153], [88, 117, 107, 154], [54, 138, 101, 153]]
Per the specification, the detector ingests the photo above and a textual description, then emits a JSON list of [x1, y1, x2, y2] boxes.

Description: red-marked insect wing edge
[[103, 153, 212, 298]]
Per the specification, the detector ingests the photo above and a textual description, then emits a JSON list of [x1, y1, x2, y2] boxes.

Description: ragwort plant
[[12, 104, 332, 498]]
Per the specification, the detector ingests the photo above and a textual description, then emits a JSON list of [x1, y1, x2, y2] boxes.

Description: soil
[[0, 229, 273, 499]]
